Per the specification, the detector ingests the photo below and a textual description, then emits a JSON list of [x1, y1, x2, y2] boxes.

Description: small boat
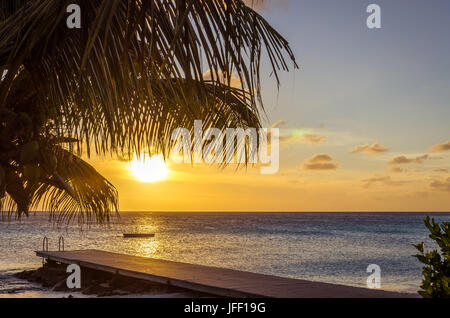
[[123, 233, 155, 238]]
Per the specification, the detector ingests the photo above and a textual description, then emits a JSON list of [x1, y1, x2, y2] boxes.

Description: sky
[[89, 0, 450, 212]]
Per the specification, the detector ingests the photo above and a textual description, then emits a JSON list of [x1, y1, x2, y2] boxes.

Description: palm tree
[[0, 0, 297, 224]]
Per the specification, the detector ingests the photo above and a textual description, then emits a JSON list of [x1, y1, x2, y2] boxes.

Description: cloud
[[202, 69, 242, 88], [362, 175, 407, 188], [362, 176, 392, 188], [388, 167, 405, 173], [430, 177, 450, 192], [243, 0, 290, 11], [432, 168, 448, 173], [272, 121, 327, 144], [302, 134, 328, 145], [388, 154, 429, 165], [308, 154, 332, 162], [428, 141, 450, 153], [267, 120, 287, 144], [271, 120, 286, 129], [351, 142, 388, 155], [300, 154, 339, 170]]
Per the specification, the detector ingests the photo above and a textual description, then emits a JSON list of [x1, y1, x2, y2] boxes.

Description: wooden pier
[[36, 249, 415, 298]]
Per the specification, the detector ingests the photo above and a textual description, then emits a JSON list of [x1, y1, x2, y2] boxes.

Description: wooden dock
[[36, 249, 415, 298]]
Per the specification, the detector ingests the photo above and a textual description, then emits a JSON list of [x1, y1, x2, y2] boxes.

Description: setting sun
[[129, 154, 169, 183]]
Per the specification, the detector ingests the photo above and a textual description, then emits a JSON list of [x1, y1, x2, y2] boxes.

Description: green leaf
[[413, 242, 424, 253], [414, 216, 450, 298]]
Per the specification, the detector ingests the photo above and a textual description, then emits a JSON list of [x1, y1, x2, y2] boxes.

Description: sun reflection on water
[[123, 219, 160, 257]]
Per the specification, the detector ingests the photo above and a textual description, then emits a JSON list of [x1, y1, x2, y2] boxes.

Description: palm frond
[[0, 73, 260, 223], [0, 0, 298, 224], [1, 143, 118, 225], [0, 0, 298, 158], [0, 0, 28, 22]]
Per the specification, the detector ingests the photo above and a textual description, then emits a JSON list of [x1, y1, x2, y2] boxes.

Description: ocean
[[1, 212, 449, 297]]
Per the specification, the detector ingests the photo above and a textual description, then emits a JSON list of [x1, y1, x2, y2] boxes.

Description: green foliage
[[413, 216, 450, 298]]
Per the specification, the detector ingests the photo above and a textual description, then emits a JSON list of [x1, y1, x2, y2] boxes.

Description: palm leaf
[[0, 73, 263, 223], [1, 143, 119, 225], [0, 0, 298, 224], [0, 0, 298, 158]]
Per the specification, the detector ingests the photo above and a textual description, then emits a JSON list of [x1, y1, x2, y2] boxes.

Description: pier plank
[[36, 250, 416, 298]]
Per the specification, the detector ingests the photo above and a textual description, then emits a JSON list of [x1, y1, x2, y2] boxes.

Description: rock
[[19, 263, 188, 297], [82, 283, 112, 295], [14, 270, 36, 280], [53, 279, 70, 292], [41, 267, 66, 276], [41, 274, 66, 288], [97, 290, 130, 297], [108, 272, 129, 288], [30, 270, 43, 283], [122, 282, 145, 293]]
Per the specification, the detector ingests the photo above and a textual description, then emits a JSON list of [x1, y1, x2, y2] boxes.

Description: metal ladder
[[41, 236, 65, 264], [42, 236, 48, 264], [58, 236, 65, 251]]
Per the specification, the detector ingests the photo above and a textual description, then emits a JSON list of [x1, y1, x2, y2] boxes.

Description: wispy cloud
[[271, 121, 327, 145], [202, 69, 242, 88], [351, 141, 388, 155], [430, 177, 450, 192], [300, 154, 338, 171], [362, 176, 392, 188], [243, 0, 290, 11], [302, 134, 328, 145], [432, 168, 448, 173], [388, 167, 405, 173], [282, 132, 328, 144], [428, 141, 450, 153], [388, 154, 429, 165], [362, 175, 407, 188], [271, 120, 286, 128]]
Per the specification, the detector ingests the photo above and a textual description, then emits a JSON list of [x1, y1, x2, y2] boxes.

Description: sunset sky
[[88, 0, 450, 212]]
